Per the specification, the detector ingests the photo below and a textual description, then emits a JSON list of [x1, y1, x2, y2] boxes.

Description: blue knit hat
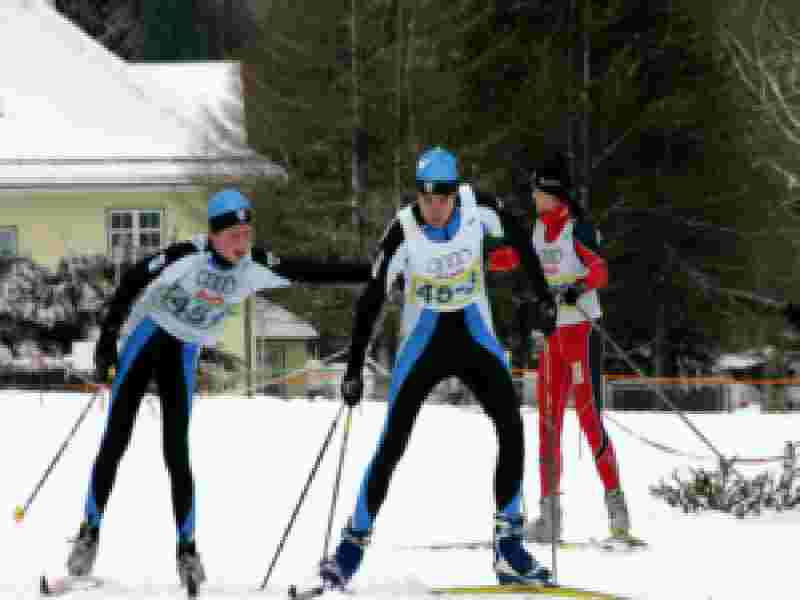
[[208, 189, 252, 232], [416, 147, 459, 194]]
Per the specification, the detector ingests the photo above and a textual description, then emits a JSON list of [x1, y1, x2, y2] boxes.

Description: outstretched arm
[[251, 247, 372, 285]]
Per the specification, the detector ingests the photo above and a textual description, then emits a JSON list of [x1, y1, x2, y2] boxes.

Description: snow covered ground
[[3, 390, 798, 599]]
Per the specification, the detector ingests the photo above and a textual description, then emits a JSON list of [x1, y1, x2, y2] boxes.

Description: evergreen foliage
[[52, 1, 800, 369], [0, 255, 114, 358], [54, 0, 144, 59], [444, 1, 800, 373], [142, 0, 210, 60], [54, 0, 258, 60], [650, 443, 800, 518]]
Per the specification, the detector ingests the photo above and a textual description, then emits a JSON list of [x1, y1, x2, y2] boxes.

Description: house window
[[0, 227, 17, 257], [108, 209, 163, 263], [254, 338, 287, 376]]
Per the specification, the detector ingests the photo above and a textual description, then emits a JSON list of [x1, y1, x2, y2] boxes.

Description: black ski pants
[[83, 318, 200, 543]]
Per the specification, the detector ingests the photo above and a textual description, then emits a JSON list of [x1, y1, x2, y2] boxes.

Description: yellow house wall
[[0, 188, 249, 359], [0, 189, 209, 266]]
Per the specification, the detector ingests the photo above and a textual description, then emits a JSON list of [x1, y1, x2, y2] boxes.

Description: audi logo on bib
[[196, 270, 236, 294], [425, 248, 473, 278]]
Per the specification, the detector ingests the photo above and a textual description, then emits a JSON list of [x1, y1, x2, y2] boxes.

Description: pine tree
[[444, 0, 799, 374], [142, 0, 210, 60], [239, 0, 459, 339]]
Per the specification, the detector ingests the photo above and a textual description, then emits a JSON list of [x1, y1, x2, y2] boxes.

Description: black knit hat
[[529, 152, 571, 202]]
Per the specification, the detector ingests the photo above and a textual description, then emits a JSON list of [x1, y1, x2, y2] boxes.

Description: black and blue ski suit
[[343, 185, 553, 532], [84, 235, 369, 543]]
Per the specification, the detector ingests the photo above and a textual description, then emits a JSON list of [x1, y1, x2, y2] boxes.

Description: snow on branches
[[0, 255, 115, 356], [650, 442, 800, 518]]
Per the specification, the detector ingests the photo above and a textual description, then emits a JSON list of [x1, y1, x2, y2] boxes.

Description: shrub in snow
[[0, 255, 115, 358], [650, 442, 800, 517]]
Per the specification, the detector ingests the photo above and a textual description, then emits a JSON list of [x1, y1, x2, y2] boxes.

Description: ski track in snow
[[3, 391, 797, 599]]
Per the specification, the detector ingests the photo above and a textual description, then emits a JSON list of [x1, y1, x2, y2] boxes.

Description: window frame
[[0, 225, 18, 258], [106, 208, 165, 262], [254, 337, 288, 376]]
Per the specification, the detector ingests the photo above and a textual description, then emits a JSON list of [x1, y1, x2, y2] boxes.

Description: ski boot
[[601, 488, 645, 549], [605, 488, 631, 538], [177, 539, 206, 594], [318, 520, 371, 590], [493, 513, 551, 585], [66, 522, 100, 577], [526, 495, 562, 543]]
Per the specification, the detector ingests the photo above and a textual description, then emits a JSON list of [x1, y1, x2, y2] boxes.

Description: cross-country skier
[[66, 189, 371, 591], [306, 147, 558, 592], [518, 153, 633, 544]]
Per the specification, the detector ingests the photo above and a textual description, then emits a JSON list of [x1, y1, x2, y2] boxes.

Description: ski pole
[[574, 304, 740, 476], [13, 383, 107, 523], [258, 404, 345, 591], [322, 407, 353, 561], [317, 302, 388, 559], [317, 303, 389, 558], [259, 304, 390, 589], [542, 339, 558, 584]]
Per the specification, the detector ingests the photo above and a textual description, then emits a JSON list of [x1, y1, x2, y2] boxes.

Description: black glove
[[94, 327, 119, 383], [341, 375, 364, 407], [562, 282, 588, 306], [517, 292, 557, 338], [785, 303, 800, 330], [533, 293, 557, 337]]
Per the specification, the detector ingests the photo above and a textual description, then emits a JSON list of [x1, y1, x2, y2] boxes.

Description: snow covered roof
[[127, 61, 249, 156], [715, 350, 771, 371], [253, 298, 319, 340], [0, 0, 282, 188]]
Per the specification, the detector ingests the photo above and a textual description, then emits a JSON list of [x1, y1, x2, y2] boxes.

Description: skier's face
[[417, 192, 456, 228], [209, 223, 253, 264], [533, 189, 561, 215]]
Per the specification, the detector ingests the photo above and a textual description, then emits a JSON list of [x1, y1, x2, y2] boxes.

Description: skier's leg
[[529, 332, 569, 542], [68, 319, 158, 575], [154, 334, 206, 586], [537, 333, 569, 497], [459, 343, 524, 517], [568, 322, 621, 492], [321, 330, 445, 588], [459, 338, 549, 585], [567, 322, 629, 536], [155, 334, 201, 544]]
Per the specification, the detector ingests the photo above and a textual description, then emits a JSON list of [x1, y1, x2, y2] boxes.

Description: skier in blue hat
[[300, 147, 557, 593], [65, 188, 370, 594]]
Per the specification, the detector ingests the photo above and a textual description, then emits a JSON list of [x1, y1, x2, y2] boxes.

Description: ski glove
[[341, 375, 364, 407], [94, 327, 119, 383], [517, 292, 558, 338], [562, 282, 588, 306], [785, 303, 800, 330]]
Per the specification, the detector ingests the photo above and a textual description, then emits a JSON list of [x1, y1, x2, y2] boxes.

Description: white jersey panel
[[124, 235, 292, 346], [396, 184, 496, 340], [476, 204, 504, 238], [532, 220, 602, 326]]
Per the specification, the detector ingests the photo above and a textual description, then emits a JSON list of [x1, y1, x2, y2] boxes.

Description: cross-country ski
[[429, 583, 629, 600], [39, 575, 104, 597]]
